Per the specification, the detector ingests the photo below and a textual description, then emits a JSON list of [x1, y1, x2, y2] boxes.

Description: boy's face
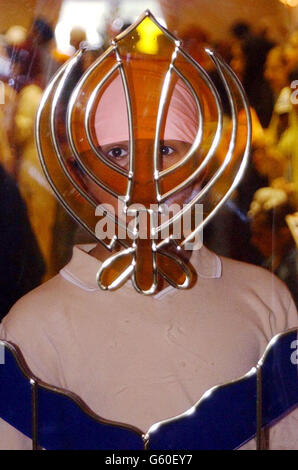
[[67, 136, 203, 251], [79, 138, 202, 214], [101, 139, 189, 172]]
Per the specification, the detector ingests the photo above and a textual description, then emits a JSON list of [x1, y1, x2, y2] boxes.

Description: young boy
[[0, 15, 297, 449]]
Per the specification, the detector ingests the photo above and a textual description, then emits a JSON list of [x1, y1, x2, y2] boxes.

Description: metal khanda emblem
[[36, 10, 251, 295]]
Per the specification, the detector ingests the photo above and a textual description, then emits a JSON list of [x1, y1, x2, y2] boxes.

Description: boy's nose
[[130, 140, 157, 205]]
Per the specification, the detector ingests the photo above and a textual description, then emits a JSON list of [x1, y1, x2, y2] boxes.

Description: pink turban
[[94, 73, 199, 146]]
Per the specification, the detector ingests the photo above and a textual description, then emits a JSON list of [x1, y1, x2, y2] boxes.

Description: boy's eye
[[105, 144, 175, 160], [160, 145, 174, 156], [107, 147, 128, 159]]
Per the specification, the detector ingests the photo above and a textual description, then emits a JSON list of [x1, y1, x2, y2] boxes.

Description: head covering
[[94, 72, 199, 146]]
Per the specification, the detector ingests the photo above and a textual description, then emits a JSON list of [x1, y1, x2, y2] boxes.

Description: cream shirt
[[0, 245, 297, 449]]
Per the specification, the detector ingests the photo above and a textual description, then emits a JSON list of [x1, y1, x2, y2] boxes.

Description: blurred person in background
[[264, 46, 289, 102], [249, 65, 298, 306], [249, 191, 297, 306], [6, 18, 54, 91], [14, 82, 57, 278], [204, 108, 267, 265], [0, 163, 45, 321], [231, 21, 275, 127], [3, 18, 72, 279], [0, 80, 17, 176]]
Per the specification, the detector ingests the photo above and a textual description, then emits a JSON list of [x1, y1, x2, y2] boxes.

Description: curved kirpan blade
[[35, 48, 131, 253], [152, 46, 251, 249]]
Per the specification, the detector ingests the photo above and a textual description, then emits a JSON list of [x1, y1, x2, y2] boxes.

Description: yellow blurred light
[[136, 17, 163, 55], [280, 0, 298, 7]]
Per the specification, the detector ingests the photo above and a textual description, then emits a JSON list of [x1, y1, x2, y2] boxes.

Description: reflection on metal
[[147, 365, 258, 440], [142, 432, 150, 450], [31, 379, 38, 451], [36, 9, 252, 295], [85, 62, 128, 177], [157, 63, 204, 179], [256, 365, 263, 451]]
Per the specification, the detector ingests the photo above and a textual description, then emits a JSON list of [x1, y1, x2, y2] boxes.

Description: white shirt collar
[[60, 244, 222, 294]]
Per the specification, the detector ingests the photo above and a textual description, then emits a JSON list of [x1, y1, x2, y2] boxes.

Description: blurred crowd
[[226, 21, 298, 305], [0, 18, 93, 319], [0, 13, 297, 320], [182, 20, 298, 305]]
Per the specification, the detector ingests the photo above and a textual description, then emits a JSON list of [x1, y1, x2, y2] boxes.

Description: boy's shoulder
[[1, 273, 67, 331], [219, 255, 297, 323], [220, 255, 288, 290]]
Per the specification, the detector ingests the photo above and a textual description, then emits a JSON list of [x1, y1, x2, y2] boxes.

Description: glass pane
[[0, 0, 296, 452]]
